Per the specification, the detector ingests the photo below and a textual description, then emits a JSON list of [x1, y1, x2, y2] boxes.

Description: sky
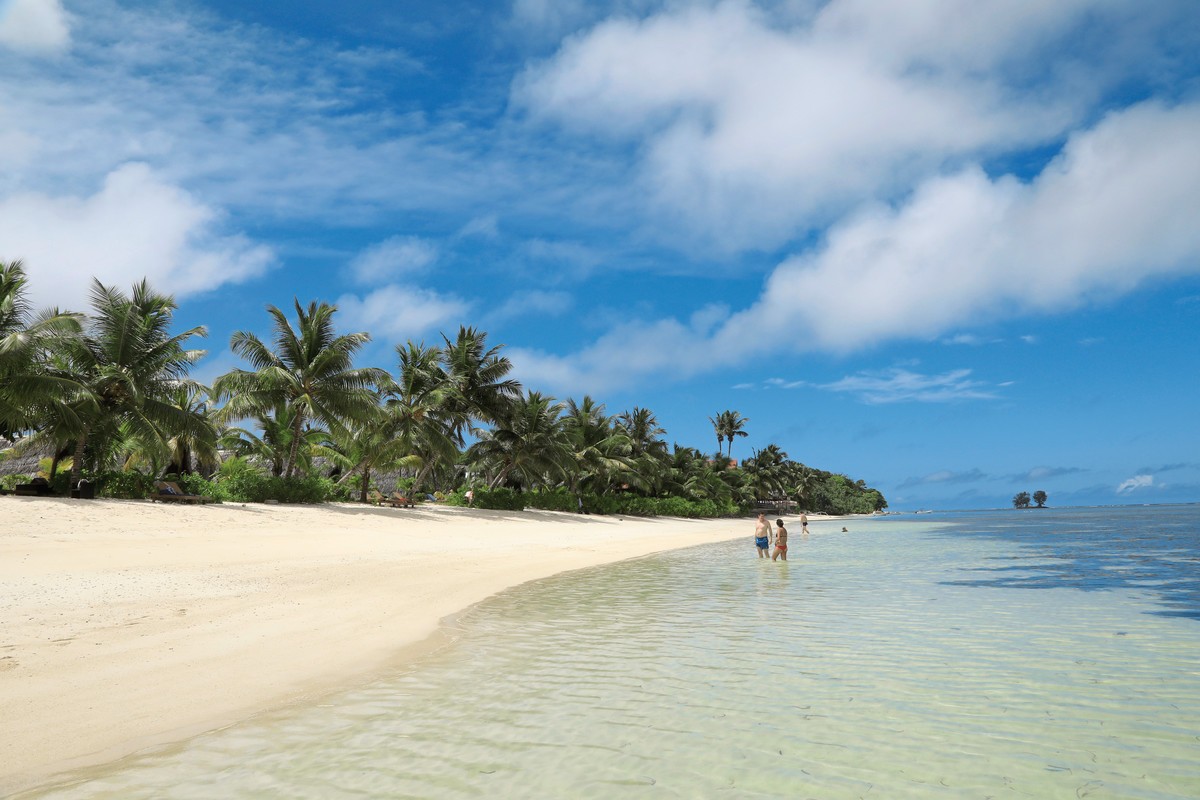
[[2, 0, 1199, 511]]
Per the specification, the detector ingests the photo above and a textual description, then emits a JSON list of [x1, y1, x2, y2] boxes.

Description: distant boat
[[915, 509, 932, 514]]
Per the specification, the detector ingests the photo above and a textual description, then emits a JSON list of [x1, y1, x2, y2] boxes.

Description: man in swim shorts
[[772, 518, 788, 561], [753, 512, 772, 558]]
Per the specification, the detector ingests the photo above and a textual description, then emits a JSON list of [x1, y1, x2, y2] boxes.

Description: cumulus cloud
[[719, 100, 1200, 353], [1116, 474, 1154, 494], [514, 99, 1200, 395], [348, 236, 438, 284], [0, 0, 70, 54], [335, 285, 470, 343], [515, 0, 1147, 249], [0, 162, 274, 311]]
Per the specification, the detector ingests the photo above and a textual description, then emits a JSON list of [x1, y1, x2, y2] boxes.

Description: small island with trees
[[1013, 490, 1048, 509], [0, 262, 887, 518]]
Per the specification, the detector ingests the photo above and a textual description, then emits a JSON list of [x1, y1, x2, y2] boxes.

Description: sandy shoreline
[[0, 496, 745, 794]]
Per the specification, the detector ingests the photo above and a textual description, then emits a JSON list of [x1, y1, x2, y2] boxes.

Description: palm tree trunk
[[360, 466, 371, 503], [285, 409, 305, 478], [68, 427, 90, 490]]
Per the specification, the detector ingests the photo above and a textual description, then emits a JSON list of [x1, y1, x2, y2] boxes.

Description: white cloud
[[0, 162, 274, 311], [0, 0, 501, 225], [476, 99, 1200, 398], [509, 304, 727, 393], [348, 236, 438, 284], [335, 285, 470, 342], [490, 289, 573, 321], [717, 100, 1200, 353], [0, 0, 70, 54], [515, 0, 1134, 250], [817, 368, 997, 404], [1116, 474, 1153, 494], [899, 468, 988, 488], [457, 214, 500, 239]]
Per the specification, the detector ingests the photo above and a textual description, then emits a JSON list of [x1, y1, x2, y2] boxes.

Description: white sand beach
[[0, 497, 745, 794]]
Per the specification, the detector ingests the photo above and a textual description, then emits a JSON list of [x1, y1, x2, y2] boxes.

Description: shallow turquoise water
[[29, 507, 1200, 798]]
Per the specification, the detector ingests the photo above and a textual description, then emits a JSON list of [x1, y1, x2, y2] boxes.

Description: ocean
[[27, 505, 1200, 799]]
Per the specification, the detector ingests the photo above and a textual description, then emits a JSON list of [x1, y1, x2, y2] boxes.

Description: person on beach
[[754, 512, 772, 558], [772, 519, 788, 561], [800, 513, 809, 536]]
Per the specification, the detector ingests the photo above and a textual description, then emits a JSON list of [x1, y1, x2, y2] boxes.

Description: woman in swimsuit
[[772, 518, 788, 561], [753, 512, 772, 558]]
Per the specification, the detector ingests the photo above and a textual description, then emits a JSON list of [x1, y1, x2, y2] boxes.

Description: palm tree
[[708, 413, 725, 456], [213, 299, 386, 478], [160, 383, 220, 475], [319, 401, 422, 502], [617, 406, 670, 495], [54, 279, 210, 489], [441, 326, 521, 440], [791, 464, 818, 511], [218, 404, 323, 478], [713, 409, 750, 459], [0, 259, 83, 436], [467, 391, 569, 490], [563, 396, 635, 496], [743, 444, 789, 503], [386, 341, 460, 493]]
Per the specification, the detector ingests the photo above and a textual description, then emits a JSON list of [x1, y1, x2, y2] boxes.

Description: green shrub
[[170, 473, 225, 502], [0, 473, 31, 491], [208, 458, 336, 504], [469, 487, 525, 510], [96, 470, 155, 499], [524, 488, 577, 512]]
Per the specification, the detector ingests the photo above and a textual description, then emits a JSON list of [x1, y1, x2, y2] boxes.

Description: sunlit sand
[[0, 497, 744, 794]]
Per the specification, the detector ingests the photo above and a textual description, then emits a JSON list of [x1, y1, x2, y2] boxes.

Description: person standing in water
[[800, 513, 809, 536], [772, 518, 788, 561], [753, 512, 772, 558]]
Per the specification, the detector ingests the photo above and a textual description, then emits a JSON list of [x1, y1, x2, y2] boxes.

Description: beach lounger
[[387, 492, 415, 508], [367, 490, 386, 506], [150, 480, 213, 504], [14, 480, 54, 497]]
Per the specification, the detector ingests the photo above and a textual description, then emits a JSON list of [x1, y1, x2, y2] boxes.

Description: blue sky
[[2, 0, 1199, 510]]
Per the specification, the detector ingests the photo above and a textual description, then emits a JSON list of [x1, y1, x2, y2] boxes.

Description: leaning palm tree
[[213, 299, 386, 478], [53, 279, 210, 489], [0, 259, 83, 436], [707, 413, 725, 456]]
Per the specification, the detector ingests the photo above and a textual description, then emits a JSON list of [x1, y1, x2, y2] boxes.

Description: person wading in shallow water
[[772, 519, 788, 562], [753, 512, 773, 558]]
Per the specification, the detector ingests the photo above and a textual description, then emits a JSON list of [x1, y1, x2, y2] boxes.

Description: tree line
[[0, 262, 887, 516]]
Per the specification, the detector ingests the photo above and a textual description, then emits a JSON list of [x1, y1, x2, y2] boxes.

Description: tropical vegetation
[[0, 265, 887, 516]]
